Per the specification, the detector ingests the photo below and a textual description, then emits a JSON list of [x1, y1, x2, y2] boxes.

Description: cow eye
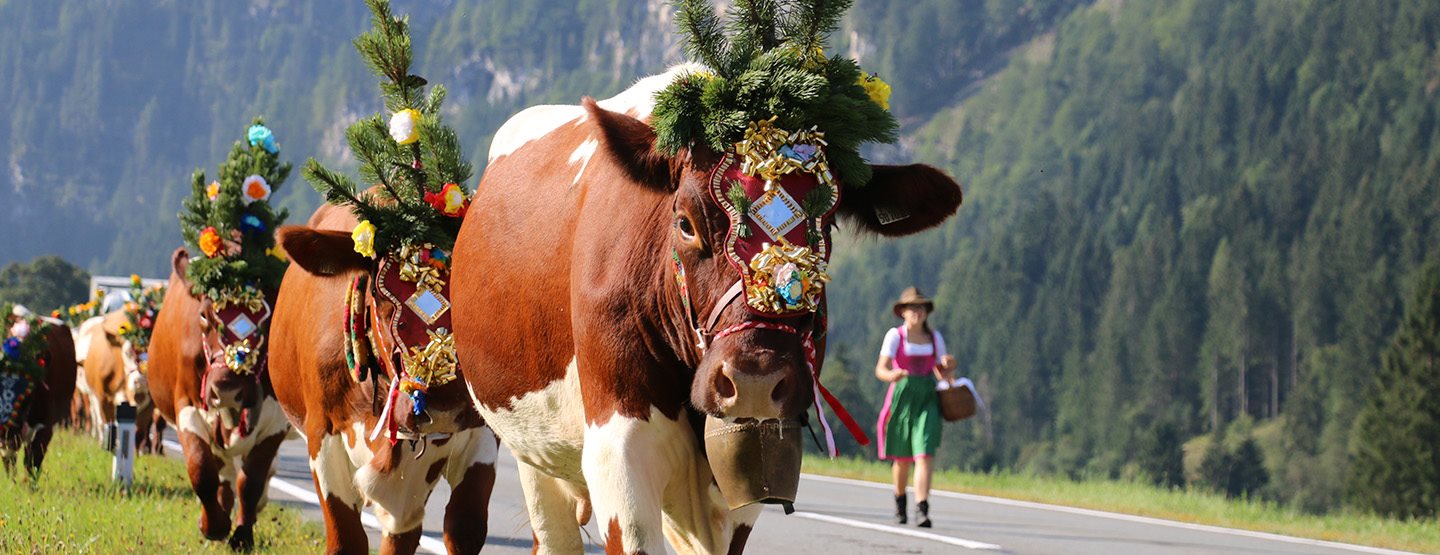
[[676, 215, 697, 241]]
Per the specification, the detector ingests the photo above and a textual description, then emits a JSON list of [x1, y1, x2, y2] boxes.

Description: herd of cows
[[2, 2, 967, 554]]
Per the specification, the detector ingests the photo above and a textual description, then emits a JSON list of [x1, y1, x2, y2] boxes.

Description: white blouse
[[879, 327, 948, 359]]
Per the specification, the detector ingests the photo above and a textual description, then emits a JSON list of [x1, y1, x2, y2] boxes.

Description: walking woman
[[875, 287, 956, 527]]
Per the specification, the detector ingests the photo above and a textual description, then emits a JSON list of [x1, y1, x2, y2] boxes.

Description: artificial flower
[[241, 175, 271, 204], [139, 316, 153, 330], [1, 337, 19, 359], [206, 181, 221, 201], [424, 182, 468, 217], [859, 73, 891, 111], [199, 226, 223, 258], [389, 108, 421, 145], [117, 322, 133, 336], [247, 124, 278, 154], [241, 214, 266, 234], [266, 246, 288, 262], [50, 310, 61, 318], [9, 320, 29, 340], [130, 274, 142, 286], [352, 220, 377, 258]]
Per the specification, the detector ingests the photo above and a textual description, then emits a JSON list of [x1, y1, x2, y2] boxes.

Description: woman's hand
[[940, 354, 957, 371]]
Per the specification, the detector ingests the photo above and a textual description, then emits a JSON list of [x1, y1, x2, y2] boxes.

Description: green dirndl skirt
[[877, 374, 942, 460]]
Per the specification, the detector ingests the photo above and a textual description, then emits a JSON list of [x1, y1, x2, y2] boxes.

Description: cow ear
[[171, 247, 194, 292], [837, 164, 963, 236], [584, 97, 674, 190], [279, 225, 372, 276]]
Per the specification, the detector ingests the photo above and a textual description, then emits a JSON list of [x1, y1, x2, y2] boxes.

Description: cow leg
[[24, 423, 53, 479], [361, 441, 435, 555], [584, 413, 691, 555], [374, 504, 421, 555], [441, 427, 500, 555], [311, 428, 368, 554], [516, 461, 585, 554], [178, 428, 232, 541], [230, 430, 286, 550], [134, 400, 156, 454], [656, 453, 761, 555]]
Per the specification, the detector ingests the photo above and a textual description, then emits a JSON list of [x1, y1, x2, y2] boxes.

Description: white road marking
[[799, 473, 1418, 555], [162, 439, 447, 555], [790, 510, 1003, 551]]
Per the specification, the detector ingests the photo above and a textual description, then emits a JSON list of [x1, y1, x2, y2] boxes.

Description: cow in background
[[268, 202, 498, 554], [450, 67, 962, 553], [148, 247, 291, 550], [1, 316, 77, 478], [71, 311, 164, 452]]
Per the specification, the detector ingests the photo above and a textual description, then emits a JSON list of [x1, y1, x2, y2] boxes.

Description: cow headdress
[[178, 120, 291, 377], [304, 0, 473, 430], [653, 0, 897, 318]]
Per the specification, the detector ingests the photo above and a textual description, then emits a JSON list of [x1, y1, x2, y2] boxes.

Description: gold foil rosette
[[745, 242, 830, 313], [733, 118, 834, 189], [213, 286, 267, 313], [399, 328, 459, 392]]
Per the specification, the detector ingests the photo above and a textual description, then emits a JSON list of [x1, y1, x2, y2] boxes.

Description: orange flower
[[199, 226, 223, 258], [241, 175, 271, 204], [206, 181, 220, 201]]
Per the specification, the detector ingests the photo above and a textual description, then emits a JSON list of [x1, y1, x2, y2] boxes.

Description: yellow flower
[[388, 109, 421, 145], [117, 322, 133, 335], [859, 74, 891, 111], [266, 246, 288, 262], [199, 226, 223, 258], [352, 220, 377, 258], [206, 181, 221, 201], [130, 274, 141, 286]]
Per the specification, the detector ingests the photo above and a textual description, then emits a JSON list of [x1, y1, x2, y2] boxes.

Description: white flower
[[241, 175, 271, 204], [389, 109, 421, 145]]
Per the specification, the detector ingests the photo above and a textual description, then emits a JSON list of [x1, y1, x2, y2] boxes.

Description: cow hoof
[[227, 525, 255, 551], [200, 513, 231, 541]]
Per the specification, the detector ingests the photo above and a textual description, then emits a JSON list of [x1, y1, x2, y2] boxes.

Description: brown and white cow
[[450, 66, 963, 553], [73, 311, 161, 451], [1, 320, 77, 478], [148, 247, 292, 550], [269, 202, 498, 554]]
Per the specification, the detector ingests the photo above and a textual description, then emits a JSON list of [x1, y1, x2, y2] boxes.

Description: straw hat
[[891, 286, 935, 318]]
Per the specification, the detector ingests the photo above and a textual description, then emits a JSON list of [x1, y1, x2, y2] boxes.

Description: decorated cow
[[268, 2, 497, 553], [1, 305, 77, 479], [451, 1, 963, 553], [148, 122, 292, 550]]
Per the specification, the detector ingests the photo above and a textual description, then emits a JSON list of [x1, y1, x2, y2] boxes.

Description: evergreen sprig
[[303, 0, 473, 256], [655, 0, 893, 187], [178, 118, 291, 300]]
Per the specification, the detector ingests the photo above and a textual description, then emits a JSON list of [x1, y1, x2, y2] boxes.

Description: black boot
[[894, 494, 907, 524], [916, 500, 932, 528]]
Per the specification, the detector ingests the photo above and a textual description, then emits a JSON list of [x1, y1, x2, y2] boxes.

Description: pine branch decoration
[[654, 0, 892, 187], [303, 0, 474, 256], [177, 118, 292, 300]]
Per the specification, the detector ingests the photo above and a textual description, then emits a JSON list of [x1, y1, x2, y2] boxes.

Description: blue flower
[[1, 337, 20, 359], [411, 390, 427, 415], [247, 124, 278, 154], [241, 214, 266, 234]]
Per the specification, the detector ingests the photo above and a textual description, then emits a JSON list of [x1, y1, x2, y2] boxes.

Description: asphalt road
[[160, 433, 1416, 554]]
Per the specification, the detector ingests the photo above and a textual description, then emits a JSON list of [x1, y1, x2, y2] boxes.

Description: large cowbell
[[216, 299, 271, 375], [709, 147, 840, 316], [374, 245, 458, 398]]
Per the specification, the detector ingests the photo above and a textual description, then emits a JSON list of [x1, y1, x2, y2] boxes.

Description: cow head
[[585, 98, 963, 422], [172, 249, 268, 415], [278, 227, 474, 436]]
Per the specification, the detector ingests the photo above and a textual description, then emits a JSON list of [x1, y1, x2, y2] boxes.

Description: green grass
[[0, 429, 323, 553], [803, 456, 1440, 554]]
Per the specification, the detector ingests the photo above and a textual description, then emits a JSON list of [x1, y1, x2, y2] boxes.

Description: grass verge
[[0, 428, 323, 553], [803, 456, 1437, 554]]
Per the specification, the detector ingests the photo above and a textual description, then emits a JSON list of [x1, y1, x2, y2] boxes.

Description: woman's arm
[[936, 332, 957, 380], [875, 355, 903, 382]]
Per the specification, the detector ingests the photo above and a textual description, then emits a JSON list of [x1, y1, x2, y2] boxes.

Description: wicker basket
[[934, 372, 978, 422]]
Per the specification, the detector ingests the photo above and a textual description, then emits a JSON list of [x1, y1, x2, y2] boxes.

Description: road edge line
[[791, 511, 1003, 550], [799, 472, 1417, 555]]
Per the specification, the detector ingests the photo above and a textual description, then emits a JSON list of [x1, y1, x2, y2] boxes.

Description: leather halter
[[670, 251, 870, 456]]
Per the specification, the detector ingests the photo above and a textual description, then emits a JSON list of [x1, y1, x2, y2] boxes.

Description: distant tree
[[1135, 419, 1185, 488], [0, 255, 90, 313], [1196, 420, 1270, 498], [1347, 264, 1440, 518]]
